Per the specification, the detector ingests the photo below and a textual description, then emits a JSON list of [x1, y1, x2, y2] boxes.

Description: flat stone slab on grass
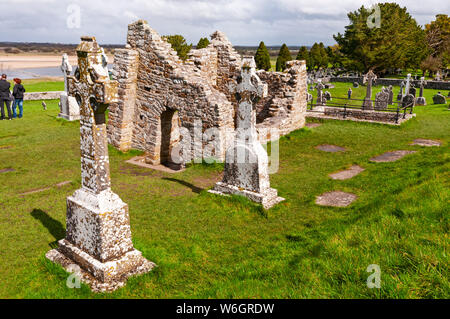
[[329, 165, 365, 180], [370, 150, 417, 163], [126, 156, 185, 173], [316, 191, 358, 207], [0, 168, 15, 173], [306, 123, 322, 128], [410, 139, 441, 147], [316, 144, 346, 152]]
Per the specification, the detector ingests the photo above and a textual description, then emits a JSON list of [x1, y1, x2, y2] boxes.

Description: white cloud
[[0, 0, 448, 45]]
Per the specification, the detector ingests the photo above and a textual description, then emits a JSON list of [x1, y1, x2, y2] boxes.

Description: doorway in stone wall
[[159, 109, 182, 170]]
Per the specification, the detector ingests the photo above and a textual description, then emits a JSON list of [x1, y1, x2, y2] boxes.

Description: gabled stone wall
[[107, 20, 307, 162]]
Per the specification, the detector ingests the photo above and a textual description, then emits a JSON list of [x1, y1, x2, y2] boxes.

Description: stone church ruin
[[107, 20, 307, 166]]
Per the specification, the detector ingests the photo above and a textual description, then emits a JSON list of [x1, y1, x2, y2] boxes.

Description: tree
[[425, 14, 450, 67], [163, 35, 192, 61], [276, 44, 292, 71], [333, 3, 429, 73], [420, 55, 442, 77], [309, 43, 322, 69], [254, 41, 271, 71], [296, 46, 309, 62], [196, 37, 210, 49]]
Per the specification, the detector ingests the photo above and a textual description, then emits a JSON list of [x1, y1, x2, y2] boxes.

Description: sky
[[0, 0, 448, 46]]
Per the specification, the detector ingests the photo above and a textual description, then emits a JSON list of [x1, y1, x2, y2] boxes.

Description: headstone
[[42, 101, 47, 110], [388, 85, 394, 104], [353, 82, 359, 88], [404, 73, 412, 99], [324, 91, 332, 101], [375, 87, 389, 110], [209, 57, 284, 209], [58, 53, 80, 121], [432, 92, 446, 104], [415, 77, 427, 105], [397, 81, 405, 101], [46, 36, 154, 292], [362, 70, 377, 110], [402, 94, 415, 109], [313, 79, 326, 111], [435, 70, 441, 81], [409, 85, 416, 97]]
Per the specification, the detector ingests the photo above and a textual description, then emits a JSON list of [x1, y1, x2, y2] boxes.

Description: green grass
[[6, 79, 64, 93], [0, 85, 448, 298]]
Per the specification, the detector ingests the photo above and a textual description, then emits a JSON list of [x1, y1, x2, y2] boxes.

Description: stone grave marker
[[209, 57, 284, 209], [58, 53, 80, 121], [46, 36, 155, 292]]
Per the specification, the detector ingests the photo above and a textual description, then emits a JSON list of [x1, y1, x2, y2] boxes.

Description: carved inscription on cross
[[67, 36, 118, 194], [234, 57, 268, 142]]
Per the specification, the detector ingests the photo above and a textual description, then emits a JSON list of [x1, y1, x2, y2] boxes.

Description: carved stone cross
[[315, 79, 326, 105], [418, 76, 427, 97], [404, 73, 412, 99], [67, 36, 118, 194], [235, 57, 267, 142], [363, 70, 377, 109], [60, 53, 72, 93], [47, 36, 153, 292]]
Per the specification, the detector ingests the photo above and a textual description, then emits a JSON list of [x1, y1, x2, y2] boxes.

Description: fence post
[[396, 104, 400, 124]]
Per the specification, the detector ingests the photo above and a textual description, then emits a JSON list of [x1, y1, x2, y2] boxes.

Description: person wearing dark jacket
[[12, 78, 25, 118], [0, 74, 12, 120]]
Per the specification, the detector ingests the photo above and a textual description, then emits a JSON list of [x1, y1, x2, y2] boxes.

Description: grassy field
[[0, 82, 448, 298], [5, 78, 64, 93]]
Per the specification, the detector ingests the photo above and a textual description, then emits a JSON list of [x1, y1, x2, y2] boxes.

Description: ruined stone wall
[[108, 20, 233, 163], [256, 60, 307, 139], [108, 20, 307, 162]]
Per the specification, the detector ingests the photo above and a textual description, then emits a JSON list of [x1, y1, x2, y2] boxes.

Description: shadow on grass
[[31, 209, 65, 248], [162, 177, 203, 194]]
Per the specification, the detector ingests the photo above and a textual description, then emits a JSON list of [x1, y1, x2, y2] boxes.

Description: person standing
[[12, 78, 25, 118], [347, 87, 353, 99], [0, 74, 13, 120]]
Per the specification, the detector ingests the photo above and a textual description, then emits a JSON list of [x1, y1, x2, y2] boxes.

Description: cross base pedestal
[[46, 188, 155, 292], [209, 182, 285, 210], [46, 244, 154, 292]]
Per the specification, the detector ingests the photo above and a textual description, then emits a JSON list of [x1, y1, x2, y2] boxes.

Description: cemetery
[[0, 3, 449, 300]]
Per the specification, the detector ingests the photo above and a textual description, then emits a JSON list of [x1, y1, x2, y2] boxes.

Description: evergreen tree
[[309, 43, 322, 69], [254, 41, 271, 71], [296, 46, 309, 61], [196, 37, 210, 49], [163, 34, 192, 61], [333, 3, 428, 72], [275, 44, 292, 71]]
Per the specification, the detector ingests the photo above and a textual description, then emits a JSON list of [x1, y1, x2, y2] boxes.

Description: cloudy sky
[[0, 0, 447, 46]]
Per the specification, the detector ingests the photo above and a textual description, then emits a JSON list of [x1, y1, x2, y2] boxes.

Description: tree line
[[255, 3, 449, 77]]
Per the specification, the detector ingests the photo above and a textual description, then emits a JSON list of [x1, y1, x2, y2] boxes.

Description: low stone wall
[[24, 91, 63, 101], [321, 106, 414, 124], [329, 77, 450, 90]]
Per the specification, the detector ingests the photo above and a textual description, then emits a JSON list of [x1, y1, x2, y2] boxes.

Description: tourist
[[347, 87, 352, 99], [12, 78, 25, 118], [0, 74, 13, 120]]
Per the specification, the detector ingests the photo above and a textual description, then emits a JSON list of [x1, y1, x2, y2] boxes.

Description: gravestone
[[374, 87, 389, 110], [409, 85, 416, 97], [209, 57, 284, 209], [362, 70, 377, 110], [432, 92, 446, 104], [46, 36, 154, 292], [415, 77, 427, 105], [353, 82, 359, 88], [58, 53, 80, 121], [402, 94, 415, 109], [315, 79, 326, 110], [387, 85, 394, 104], [324, 91, 332, 101], [397, 81, 405, 101]]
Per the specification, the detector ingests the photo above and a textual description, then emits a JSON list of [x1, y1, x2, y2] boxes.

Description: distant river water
[[2, 64, 114, 79]]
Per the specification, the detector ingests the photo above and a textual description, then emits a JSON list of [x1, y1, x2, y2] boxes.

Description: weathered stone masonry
[[108, 20, 307, 163]]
